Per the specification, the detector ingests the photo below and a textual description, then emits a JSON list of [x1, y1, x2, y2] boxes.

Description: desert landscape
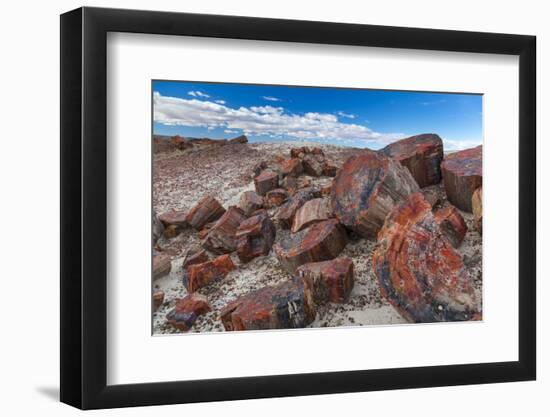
[[152, 133, 482, 334]]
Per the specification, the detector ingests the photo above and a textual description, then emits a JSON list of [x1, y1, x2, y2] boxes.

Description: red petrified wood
[[302, 154, 325, 177], [265, 188, 289, 208], [373, 193, 479, 323], [274, 219, 347, 273], [183, 254, 235, 292], [153, 252, 171, 280], [472, 187, 482, 234], [331, 150, 419, 237], [291, 198, 333, 233], [434, 206, 468, 248], [441, 145, 482, 212], [166, 294, 212, 331], [182, 248, 209, 270], [296, 258, 354, 304], [276, 188, 316, 229], [202, 206, 247, 254], [220, 279, 316, 331], [236, 212, 276, 263], [379, 133, 444, 188], [279, 158, 303, 177], [238, 190, 264, 216], [254, 170, 279, 196], [185, 195, 226, 229], [158, 209, 189, 228]]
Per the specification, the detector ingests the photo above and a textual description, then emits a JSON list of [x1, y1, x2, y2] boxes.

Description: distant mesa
[[153, 134, 248, 153]]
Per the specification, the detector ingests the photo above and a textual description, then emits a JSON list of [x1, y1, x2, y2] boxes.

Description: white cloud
[[442, 138, 482, 152], [262, 96, 281, 102], [188, 90, 210, 98], [153, 92, 404, 145], [224, 129, 238, 134], [337, 111, 356, 119], [215, 100, 226, 104]]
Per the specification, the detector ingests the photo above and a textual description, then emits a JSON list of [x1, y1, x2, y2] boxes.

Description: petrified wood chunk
[[153, 291, 165, 310], [296, 258, 354, 304], [236, 212, 276, 263], [434, 206, 468, 248], [182, 248, 209, 270], [290, 146, 310, 158], [220, 279, 316, 331], [158, 209, 188, 228], [166, 293, 211, 331], [228, 134, 248, 144], [254, 170, 279, 196], [302, 154, 325, 177], [202, 207, 247, 254], [291, 198, 333, 233], [152, 212, 164, 244], [198, 221, 216, 240], [380, 133, 444, 187], [279, 158, 303, 177], [185, 195, 226, 229], [472, 187, 482, 234], [265, 188, 289, 208], [183, 254, 235, 292], [274, 219, 347, 273], [276, 189, 316, 229], [331, 150, 419, 237], [373, 193, 479, 323], [441, 145, 482, 212], [252, 160, 268, 177], [320, 183, 332, 197], [163, 224, 180, 239], [281, 175, 299, 194], [422, 187, 442, 209], [238, 191, 264, 216], [322, 163, 338, 177], [153, 252, 171, 280]]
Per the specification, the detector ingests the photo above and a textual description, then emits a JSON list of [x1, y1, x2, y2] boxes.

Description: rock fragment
[[254, 170, 279, 196], [279, 158, 303, 177], [182, 248, 209, 270], [291, 198, 333, 233], [441, 145, 482, 212], [238, 191, 264, 216], [153, 252, 171, 280], [296, 258, 354, 304], [236, 212, 276, 263], [166, 294, 211, 331], [183, 254, 235, 292], [152, 212, 164, 244], [265, 188, 289, 208], [185, 196, 226, 229], [202, 207, 247, 254], [158, 209, 188, 228], [434, 206, 468, 248], [276, 188, 316, 229], [153, 291, 165, 310], [472, 187, 482, 234]]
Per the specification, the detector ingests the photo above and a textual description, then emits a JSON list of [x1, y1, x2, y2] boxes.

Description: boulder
[[373, 193, 479, 323], [183, 254, 235, 292], [331, 150, 419, 237], [290, 146, 311, 158], [202, 206, 247, 254], [472, 187, 482, 234], [185, 196, 226, 229], [296, 258, 354, 304], [276, 188, 316, 229], [291, 198, 333, 233], [153, 291, 165, 310], [252, 161, 268, 177], [441, 145, 482, 212], [152, 212, 164, 244], [254, 170, 279, 196], [279, 158, 303, 177], [302, 154, 325, 177], [379, 133, 444, 187], [228, 134, 248, 144], [182, 248, 209, 270], [434, 206, 468, 248], [238, 190, 264, 216], [220, 279, 315, 331], [281, 175, 299, 194], [265, 188, 289, 208], [236, 212, 276, 263], [274, 219, 347, 273], [166, 294, 211, 331], [152, 252, 171, 280], [158, 209, 188, 228], [322, 163, 338, 177]]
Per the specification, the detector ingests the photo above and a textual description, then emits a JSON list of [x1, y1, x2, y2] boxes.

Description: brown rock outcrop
[[236, 212, 276, 263], [296, 258, 354, 304], [183, 254, 235, 292], [185, 196, 226, 229], [202, 207, 247, 254], [441, 145, 482, 212]]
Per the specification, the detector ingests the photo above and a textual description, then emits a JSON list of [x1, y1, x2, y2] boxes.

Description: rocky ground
[[152, 139, 482, 334]]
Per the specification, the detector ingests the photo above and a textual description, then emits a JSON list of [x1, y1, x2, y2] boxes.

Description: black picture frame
[[60, 6, 536, 410]]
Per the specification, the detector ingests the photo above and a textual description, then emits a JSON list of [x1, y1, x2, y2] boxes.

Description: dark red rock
[[182, 248, 209, 270], [472, 187, 482, 234], [153, 252, 171, 280], [441, 145, 482, 212], [279, 158, 303, 177], [166, 293, 211, 331], [202, 206, 247, 254], [290, 146, 311, 158], [171, 135, 192, 150], [331, 150, 419, 237], [434, 206, 468, 248], [296, 258, 354, 304], [228, 134, 248, 144], [291, 198, 333, 233], [185, 196, 226, 229], [276, 189, 316, 229], [322, 163, 338, 177], [254, 170, 279, 196], [198, 222, 215, 240], [265, 188, 289, 208], [183, 254, 235, 292], [220, 279, 316, 331], [252, 160, 268, 177], [153, 291, 165, 310], [380, 133, 444, 187], [311, 147, 324, 156], [373, 193, 479, 323], [236, 212, 276, 263], [281, 175, 299, 194], [238, 191, 264, 216], [158, 209, 188, 228], [274, 219, 347, 273], [302, 154, 325, 177], [163, 224, 181, 239]]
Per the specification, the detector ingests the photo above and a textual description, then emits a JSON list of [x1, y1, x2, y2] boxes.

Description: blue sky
[[153, 80, 482, 151]]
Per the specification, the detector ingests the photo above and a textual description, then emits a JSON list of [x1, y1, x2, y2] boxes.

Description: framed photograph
[[60, 6, 536, 409]]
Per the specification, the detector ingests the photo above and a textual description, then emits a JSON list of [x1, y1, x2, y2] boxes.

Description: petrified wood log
[[153, 291, 165, 310], [379, 133, 444, 187], [152, 212, 164, 244], [228, 134, 248, 144], [166, 293, 211, 331], [158, 209, 188, 228], [434, 206, 468, 248], [276, 188, 316, 229], [274, 219, 347, 273], [291, 198, 333, 233], [236, 212, 276, 263], [220, 279, 316, 331], [183, 254, 235, 292], [472, 187, 482, 234], [182, 248, 209, 270], [331, 150, 419, 237], [279, 158, 303, 177], [254, 170, 279, 196], [202, 206, 247, 254], [302, 154, 325, 177], [153, 252, 171, 280], [296, 258, 354, 304], [238, 191, 264, 216], [441, 145, 482, 212], [265, 188, 289, 208], [322, 163, 338, 177], [373, 193, 479, 323], [185, 195, 226, 229]]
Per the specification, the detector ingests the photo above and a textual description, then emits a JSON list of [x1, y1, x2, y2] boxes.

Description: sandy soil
[[152, 141, 482, 334]]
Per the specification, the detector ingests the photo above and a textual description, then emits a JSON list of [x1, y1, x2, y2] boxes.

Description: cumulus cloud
[[262, 96, 282, 102], [153, 92, 404, 145], [215, 100, 226, 104], [188, 91, 210, 98], [337, 111, 356, 119], [442, 138, 482, 152]]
